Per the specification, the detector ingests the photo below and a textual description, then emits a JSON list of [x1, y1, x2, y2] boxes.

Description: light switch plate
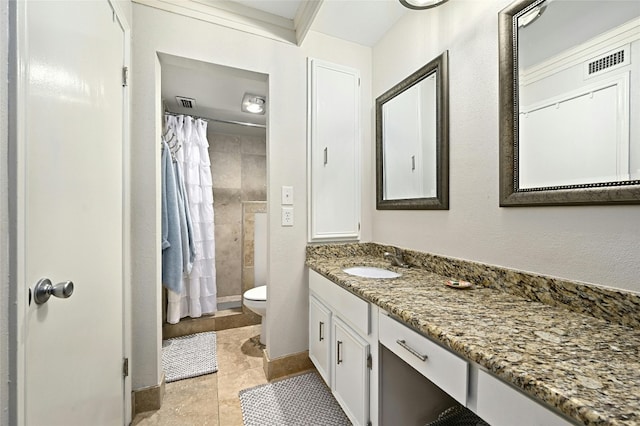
[[281, 186, 293, 205], [281, 207, 294, 226]]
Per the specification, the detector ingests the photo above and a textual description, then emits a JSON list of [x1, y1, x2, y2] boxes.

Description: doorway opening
[[159, 53, 268, 338]]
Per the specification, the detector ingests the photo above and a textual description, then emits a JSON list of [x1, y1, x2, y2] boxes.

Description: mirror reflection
[[499, 0, 640, 205], [517, 0, 640, 190], [376, 51, 449, 210], [382, 73, 437, 200]]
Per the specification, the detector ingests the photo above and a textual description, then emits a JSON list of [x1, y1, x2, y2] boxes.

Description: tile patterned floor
[[133, 324, 267, 426]]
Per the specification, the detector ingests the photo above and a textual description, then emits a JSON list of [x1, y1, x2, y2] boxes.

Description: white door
[[18, 0, 126, 424]]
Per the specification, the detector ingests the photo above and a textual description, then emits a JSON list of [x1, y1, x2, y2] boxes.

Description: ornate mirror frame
[[376, 51, 449, 210], [498, 0, 640, 206]]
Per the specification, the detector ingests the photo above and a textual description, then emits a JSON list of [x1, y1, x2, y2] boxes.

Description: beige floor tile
[[218, 398, 244, 426], [217, 367, 268, 401], [217, 328, 264, 374], [133, 324, 265, 426], [133, 374, 219, 426]]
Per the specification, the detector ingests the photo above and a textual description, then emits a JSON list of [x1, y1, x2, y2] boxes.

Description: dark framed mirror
[[499, 0, 640, 206], [376, 51, 449, 210]]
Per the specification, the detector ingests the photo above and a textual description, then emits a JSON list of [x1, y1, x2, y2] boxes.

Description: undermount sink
[[342, 266, 402, 279]]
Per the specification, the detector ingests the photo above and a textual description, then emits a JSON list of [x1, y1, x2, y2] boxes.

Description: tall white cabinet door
[[333, 317, 370, 426], [308, 58, 361, 242], [309, 295, 332, 385]]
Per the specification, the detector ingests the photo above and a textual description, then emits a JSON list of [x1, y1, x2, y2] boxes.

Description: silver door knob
[[33, 278, 74, 305]]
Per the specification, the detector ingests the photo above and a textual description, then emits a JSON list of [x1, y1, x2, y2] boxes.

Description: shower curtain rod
[[164, 110, 266, 129]]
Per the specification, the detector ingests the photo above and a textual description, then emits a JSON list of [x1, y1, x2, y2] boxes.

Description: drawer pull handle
[[319, 321, 324, 341], [337, 340, 343, 364], [396, 339, 428, 362]]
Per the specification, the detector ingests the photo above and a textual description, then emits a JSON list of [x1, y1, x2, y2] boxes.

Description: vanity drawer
[[309, 270, 370, 336], [476, 370, 572, 426], [379, 312, 468, 405]]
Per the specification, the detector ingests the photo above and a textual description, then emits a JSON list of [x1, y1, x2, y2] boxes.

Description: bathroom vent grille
[[176, 96, 196, 109], [584, 46, 630, 79], [589, 51, 624, 74]]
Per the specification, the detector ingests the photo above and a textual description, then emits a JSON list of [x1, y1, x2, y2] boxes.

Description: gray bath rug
[[161, 331, 218, 383], [239, 372, 351, 426]]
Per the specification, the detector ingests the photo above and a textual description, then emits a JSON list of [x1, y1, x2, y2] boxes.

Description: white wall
[[371, 0, 640, 293], [1, 0, 9, 422], [131, 3, 371, 389]]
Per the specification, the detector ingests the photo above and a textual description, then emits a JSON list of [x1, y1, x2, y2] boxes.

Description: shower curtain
[[164, 114, 217, 324]]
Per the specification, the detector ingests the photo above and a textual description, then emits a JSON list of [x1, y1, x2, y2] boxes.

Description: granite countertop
[[306, 250, 640, 426]]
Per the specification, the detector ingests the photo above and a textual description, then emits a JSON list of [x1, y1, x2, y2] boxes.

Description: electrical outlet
[[281, 207, 294, 227], [281, 186, 293, 205]]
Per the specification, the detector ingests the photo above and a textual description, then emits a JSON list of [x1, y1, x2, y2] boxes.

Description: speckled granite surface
[[306, 243, 640, 426]]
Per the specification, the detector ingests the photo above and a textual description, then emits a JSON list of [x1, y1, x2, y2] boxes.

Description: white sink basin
[[342, 266, 401, 279]]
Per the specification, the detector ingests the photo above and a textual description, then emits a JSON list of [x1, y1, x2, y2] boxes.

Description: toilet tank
[[254, 212, 267, 287]]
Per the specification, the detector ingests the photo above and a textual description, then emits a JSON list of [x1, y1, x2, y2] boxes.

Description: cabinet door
[[309, 295, 332, 385], [308, 58, 361, 242], [333, 317, 370, 426]]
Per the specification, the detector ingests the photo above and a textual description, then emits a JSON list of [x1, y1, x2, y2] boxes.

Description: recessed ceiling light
[[241, 93, 266, 115], [399, 0, 449, 10]]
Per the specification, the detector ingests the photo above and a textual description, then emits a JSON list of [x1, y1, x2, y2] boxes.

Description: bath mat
[[239, 372, 351, 426], [161, 331, 218, 383]]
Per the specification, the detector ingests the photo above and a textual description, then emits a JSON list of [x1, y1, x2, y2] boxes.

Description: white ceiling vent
[[584, 46, 630, 79], [176, 96, 196, 109]]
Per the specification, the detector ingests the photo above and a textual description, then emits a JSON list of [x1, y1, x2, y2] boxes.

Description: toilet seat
[[244, 285, 266, 302]]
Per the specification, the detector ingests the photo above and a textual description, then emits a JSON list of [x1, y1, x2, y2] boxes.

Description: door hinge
[[123, 358, 129, 377], [367, 354, 372, 370], [122, 66, 129, 87]]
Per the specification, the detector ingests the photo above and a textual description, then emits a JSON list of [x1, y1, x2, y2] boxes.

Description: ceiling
[[519, 0, 640, 69], [160, 53, 269, 136], [159, 0, 408, 136], [233, 0, 407, 46]]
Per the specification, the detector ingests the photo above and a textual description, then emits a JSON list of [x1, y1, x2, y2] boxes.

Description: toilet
[[243, 212, 267, 344], [243, 285, 267, 344]]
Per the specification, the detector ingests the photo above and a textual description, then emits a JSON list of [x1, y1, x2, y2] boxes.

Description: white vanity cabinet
[[308, 270, 375, 426], [379, 311, 468, 405], [333, 316, 370, 425], [475, 370, 573, 426], [309, 295, 331, 384], [308, 268, 577, 426], [307, 58, 361, 242]]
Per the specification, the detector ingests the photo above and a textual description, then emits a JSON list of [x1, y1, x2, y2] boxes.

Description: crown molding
[[294, 0, 323, 45], [133, 0, 298, 44]]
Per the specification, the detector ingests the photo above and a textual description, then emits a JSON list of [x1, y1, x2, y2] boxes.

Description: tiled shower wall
[[242, 202, 267, 294], [208, 130, 266, 300]]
